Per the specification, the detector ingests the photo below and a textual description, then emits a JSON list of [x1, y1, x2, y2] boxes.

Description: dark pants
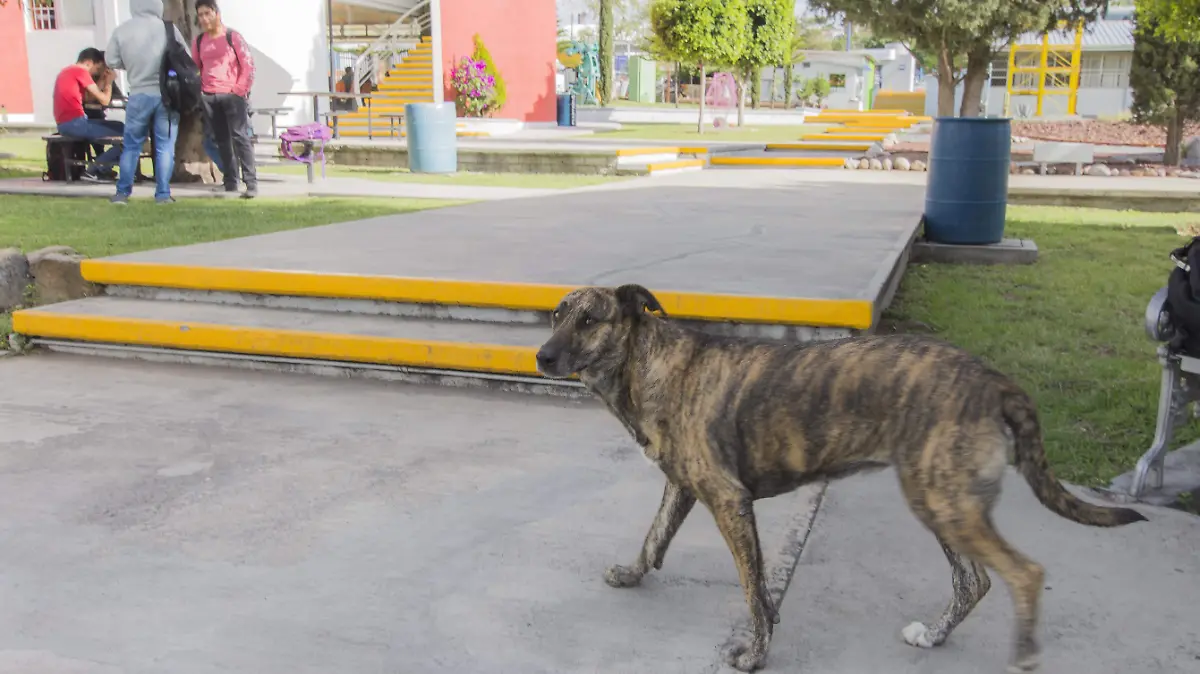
[[202, 92, 257, 190]]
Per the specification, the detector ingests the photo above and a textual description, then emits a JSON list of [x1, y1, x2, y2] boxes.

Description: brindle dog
[[535, 284, 1146, 673]]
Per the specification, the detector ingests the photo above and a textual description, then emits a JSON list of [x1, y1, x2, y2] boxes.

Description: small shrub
[[471, 34, 507, 112], [450, 56, 498, 117]]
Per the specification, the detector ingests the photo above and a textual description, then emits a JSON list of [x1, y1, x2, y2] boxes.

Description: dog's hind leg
[[901, 537, 992, 649], [703, 483, 777, 673], [605, 480, 696, 588]]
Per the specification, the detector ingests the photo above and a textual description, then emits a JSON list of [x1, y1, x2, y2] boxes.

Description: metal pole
[[327, 0, 336, 93], [844, 21, 852, 51]]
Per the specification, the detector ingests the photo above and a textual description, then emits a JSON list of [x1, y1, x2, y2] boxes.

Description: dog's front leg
[[605, 479, 696, 588], [707, 487, 777, 673]]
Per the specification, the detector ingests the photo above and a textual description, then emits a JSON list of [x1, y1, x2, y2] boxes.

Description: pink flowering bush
[[450, 56, 498, 117]]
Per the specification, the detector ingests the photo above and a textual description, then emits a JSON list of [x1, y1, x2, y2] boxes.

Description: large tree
[[731, 0, 793, 125], [649, 0, 749, 133], [809, 0, 1108, 117], [1137, 0, 1200, 41], [1130, 8, 1200, 165], [782, 15, 829, 108], [163, 0, 221, 183], [599, 0, 615, 104]]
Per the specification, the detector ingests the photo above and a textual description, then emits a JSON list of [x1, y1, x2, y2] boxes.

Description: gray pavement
[[1, 354, 1197, 674], [101, 183, 925, 304]]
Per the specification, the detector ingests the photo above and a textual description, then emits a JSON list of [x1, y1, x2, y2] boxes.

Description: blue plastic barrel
[[923, 117, 1012, 245], [405, 102, 457, 173], [557, 93, 576, 127]]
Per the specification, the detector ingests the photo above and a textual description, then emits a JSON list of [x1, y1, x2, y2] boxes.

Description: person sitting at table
[[83, 56, 124, 179], [53, 47, 125, 182]]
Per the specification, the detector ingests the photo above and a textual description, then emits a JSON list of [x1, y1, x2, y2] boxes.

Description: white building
[[924, 17, 1136, 118]]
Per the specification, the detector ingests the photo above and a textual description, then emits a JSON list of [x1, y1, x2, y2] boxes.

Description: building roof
[[999, 19, 1134, 51]]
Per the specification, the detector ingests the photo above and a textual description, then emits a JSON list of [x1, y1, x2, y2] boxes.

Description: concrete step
[[13, 296, 581, 395], [766, 141, 874, 152]]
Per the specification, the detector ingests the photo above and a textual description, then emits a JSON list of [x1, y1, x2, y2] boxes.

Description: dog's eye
[[585, 316, 595, 326]]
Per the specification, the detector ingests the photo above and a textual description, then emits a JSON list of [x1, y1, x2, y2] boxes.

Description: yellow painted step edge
[[646, 159, 704, 172], [79, 261, 875, 329], [800, 134, 886, 141], [710, 156, 847, 168], [615, 146, 680, 156], [12, 311, 544, 377], [765, 143, 872, 151]]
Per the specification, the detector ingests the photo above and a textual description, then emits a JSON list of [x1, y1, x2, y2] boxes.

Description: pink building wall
[[0, 1, 34, 115], [439, 0, 557, 122]]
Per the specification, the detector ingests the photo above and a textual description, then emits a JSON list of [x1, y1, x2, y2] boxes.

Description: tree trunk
[[698, 62, 706, 134], [737, 71, 747, 128], [598, 0, 614, 105], [783, 63, 793, 109], [958, 46, 990, 117], [674, 62, 680, 108], [164, 0, 222, 183], [750, 70, 761, 109], [1165, 109, 1184, 166], [936, 47, 958, 117]]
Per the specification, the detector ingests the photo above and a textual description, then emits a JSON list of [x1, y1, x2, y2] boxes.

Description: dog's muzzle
[[535, 348, 567, 378]]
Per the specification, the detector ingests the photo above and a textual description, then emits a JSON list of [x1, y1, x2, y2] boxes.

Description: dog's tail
[[1001, 386, 1147, 527]]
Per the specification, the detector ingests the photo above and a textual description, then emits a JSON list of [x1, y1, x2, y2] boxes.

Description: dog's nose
[[536, 349, 558, 368]]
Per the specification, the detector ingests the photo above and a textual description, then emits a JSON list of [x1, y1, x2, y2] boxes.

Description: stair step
[[13, 297, 562, 382]]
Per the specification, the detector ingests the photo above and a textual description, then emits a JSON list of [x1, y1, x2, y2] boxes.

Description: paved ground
[[1, 355, 1197, 674], [97, 182, 924, 304]]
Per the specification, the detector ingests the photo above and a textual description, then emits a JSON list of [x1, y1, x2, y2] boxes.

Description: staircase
[[331, 35, 438, 138]]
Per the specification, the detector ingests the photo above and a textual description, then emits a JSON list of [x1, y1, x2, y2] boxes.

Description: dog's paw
[[722, 640, 766, 672], [1007, 653, 1040, 673], [901, 621, 936, 649], [603, 564, 644, 588]]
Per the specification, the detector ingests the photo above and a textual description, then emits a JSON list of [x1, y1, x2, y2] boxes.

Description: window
[[829, 73, 846, 89], [989, 56, 1008, 87], [58, 0, 95, 27], [1080, 52, 1131, 89], [28, 0, 57, 30]]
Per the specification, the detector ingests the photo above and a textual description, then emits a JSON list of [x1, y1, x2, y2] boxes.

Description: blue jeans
[[117, 93, 179, 200], [56, 116, 125, 169]]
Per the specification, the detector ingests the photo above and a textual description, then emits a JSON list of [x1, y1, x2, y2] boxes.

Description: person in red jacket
[[194, 0, 257, 198]]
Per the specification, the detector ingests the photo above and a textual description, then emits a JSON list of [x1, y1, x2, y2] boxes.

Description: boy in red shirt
[[52, 48, 124, 181], [194, 0, 258, 198]]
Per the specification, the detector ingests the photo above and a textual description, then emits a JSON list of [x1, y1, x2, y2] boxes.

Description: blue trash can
[[556, 93, 576, 127], [405, 102, 457, 174], [923, 117, 1012, 245]]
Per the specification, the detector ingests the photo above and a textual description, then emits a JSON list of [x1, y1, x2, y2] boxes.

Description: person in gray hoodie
[[105, 0, 188, 205]]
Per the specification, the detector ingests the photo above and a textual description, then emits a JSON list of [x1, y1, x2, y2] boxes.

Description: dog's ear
[[615, 284, 666, 319]]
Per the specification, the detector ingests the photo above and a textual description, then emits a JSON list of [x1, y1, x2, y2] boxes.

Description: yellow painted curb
[[678, 146, 709, 154], [12, 312, 543, 377], [765, 142, 872, 151], [710, 156, 847, 169], [800, 134, 886, 142], [615, 146, 680, 157], [80, 261, 875, 329], [844, 119, 916, 128], [646, 159, 704, 172], [821, 127, 904, 135], [823, 109, 909, 115]]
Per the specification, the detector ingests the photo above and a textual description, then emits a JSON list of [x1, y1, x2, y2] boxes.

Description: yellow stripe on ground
[[799, 134, 886, 142], [710, 156, 847, 168], [678, 146, 709, 154], [645, 159, 704, 172], [820, 127, 904, 135], [81, 261, 875, 329], [615, 147, 680, 156], [12, 312, 543, 376], [765, 142, 872, 151]]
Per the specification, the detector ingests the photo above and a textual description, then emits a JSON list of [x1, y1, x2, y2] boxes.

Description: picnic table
[[381, 112, 406, 139]]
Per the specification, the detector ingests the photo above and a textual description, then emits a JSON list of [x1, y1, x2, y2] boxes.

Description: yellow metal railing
[[1004, 20, 1084, 117]]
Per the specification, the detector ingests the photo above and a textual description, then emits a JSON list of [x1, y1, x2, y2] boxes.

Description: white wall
[[26, 27, 106, 124], [796, 63, 863, 109], [924, 76, 1134, 119]]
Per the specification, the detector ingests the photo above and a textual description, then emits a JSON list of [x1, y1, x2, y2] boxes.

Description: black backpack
[[160, 20, 202, 115], [1166, 236, 1200, 354], [42, 139, 87, 182]]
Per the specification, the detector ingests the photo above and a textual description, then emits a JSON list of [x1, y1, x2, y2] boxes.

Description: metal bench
[[252, 106, 292, 139], [1032, 142, 1095, 176], [42, 133, 152, 183], [1133, 285, 1200, 497]]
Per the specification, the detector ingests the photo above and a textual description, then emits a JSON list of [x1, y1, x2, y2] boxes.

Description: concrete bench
[[1032, 142, 1095, 176], [252, 106, 292, 139]]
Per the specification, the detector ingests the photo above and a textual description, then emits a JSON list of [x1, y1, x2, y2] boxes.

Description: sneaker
[[218, 186, 240, 199], [110, 194, 129, 205], [241, 186, 258, 199], [155, 196, 176, 205], [80, 168, 103, 183]]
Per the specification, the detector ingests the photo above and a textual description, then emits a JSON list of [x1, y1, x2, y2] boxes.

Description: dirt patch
[[1011, 119, 1200, 148]]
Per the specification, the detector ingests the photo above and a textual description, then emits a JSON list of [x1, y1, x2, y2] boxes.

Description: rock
[[1118, 168, 1131, 176], [1084, 164, 1112, 177], [1167, 167, 1181, 177], [1020, 168, 1036, 175], [869, 158, 883, 170], [865, 143, 886, 158], [858, 158, 870, 170], [29, 252, 99, 305], [27, 246, 78, 266], [1180, 171, 1200, 179], [1185, 136, 1200, 165], [882, 134, 899, 148], [1130, 168, 1146, 177], [882, 158, 893, 171], [893, 157, 911, 171], [912, 160, 927, 172], [844, 157, 858, 170], [0, 248, 30, 312]]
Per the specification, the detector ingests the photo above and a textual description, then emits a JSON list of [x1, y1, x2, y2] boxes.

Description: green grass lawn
[[261, 163, 630, 189], [0, 133, 46, 178], [884, 205, 1200, 487], [0, 194, 463, 339], [595, 123, 826, 143]]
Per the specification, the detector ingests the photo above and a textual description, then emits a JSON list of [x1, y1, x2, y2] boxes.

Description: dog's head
[[535, 284, 666, 380]]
